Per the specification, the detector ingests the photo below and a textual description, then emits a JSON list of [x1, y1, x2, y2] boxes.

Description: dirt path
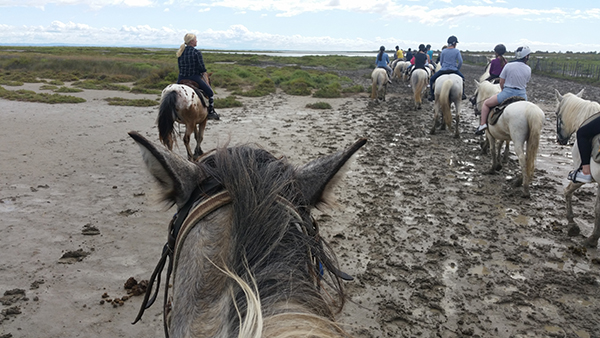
[[1, 64, 600, 338]]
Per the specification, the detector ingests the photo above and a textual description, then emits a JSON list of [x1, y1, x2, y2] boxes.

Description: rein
[[132, 176, 229, 338]]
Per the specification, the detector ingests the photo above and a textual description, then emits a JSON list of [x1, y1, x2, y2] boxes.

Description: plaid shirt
[[178, 46, 207, 76]]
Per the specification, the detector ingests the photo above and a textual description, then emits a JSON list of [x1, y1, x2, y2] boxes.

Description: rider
[[394, 46, 404, 60], [405, 44, 428, 79], [405, 48, 413, 63], [475, 46, 532, 135], [428, 36, 467, 101], [426, 44, 434, 65], [176, 33, 219, 120], [375, 46, 393, 83], [486, 44, 508, 81], [567, 115, 600, 183]]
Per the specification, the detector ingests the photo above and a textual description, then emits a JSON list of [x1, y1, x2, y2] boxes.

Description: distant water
[[205, 50, 379, 58]]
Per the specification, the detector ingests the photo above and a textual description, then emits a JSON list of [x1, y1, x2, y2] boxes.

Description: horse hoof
[[567, 224, 581, 237]]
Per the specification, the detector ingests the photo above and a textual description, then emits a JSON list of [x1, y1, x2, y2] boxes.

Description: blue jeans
[[497, 87, 526, 104]]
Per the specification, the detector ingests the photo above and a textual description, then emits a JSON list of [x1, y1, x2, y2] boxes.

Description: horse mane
[[558, 93, 600, 137], [476, 81, 501, 109], [199, 145, 349, 337]]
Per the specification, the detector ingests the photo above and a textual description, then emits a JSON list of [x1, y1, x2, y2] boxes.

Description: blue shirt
[[178, 46, 207, 76], [439, 48, 463, 71], [375, 53, 390, 67]]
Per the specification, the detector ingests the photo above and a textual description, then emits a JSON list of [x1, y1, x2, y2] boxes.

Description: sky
[[0, 0, 599, 53]]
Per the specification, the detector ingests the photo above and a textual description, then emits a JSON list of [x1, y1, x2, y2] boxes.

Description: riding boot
[[207, 97, 220, 120]]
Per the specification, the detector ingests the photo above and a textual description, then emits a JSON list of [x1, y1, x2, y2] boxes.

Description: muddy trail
[[326, 64, 600, 337]]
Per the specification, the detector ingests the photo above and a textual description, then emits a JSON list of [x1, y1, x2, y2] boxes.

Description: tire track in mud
[[332, 66, 600, 338]]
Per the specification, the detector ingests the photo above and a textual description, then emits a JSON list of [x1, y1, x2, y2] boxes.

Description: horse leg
[[192, 120, 207, 161], [512, 139, 529, 197], [183, 124, 194, 161], [430, 103, 439, 135], [565, 181, 584, 236], [453, 101, 460, 138], [486, 134, 500, 174], [583, 184, 600, 247], [502, 141, 510, 164]]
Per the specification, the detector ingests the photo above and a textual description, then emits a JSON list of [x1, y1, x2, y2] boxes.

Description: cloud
[[0, 19, 598, 53], [0, 0, 156, 9]]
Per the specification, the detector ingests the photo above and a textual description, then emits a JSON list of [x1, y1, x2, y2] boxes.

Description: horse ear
[[474, 80, 479, 86], [128, 131, 205, 208], [295, 138, 367, 210], [576, 88, 585, 97], [554, 89, 563, 102]]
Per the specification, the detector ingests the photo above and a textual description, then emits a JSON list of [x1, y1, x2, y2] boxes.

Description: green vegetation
[[0, 47, 374, 104], [342, 85, 364, 93], [0, 86, 85, 103], [55, 86, 84, 93], [306, 102, 332, 109], [214, 95, 243, 108], [105, 97, 159, 106]]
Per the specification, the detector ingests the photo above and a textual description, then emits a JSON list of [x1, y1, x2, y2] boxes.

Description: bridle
[[132, 170, 230, 338]]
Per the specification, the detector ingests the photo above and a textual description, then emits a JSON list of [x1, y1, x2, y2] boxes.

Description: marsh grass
[[214, 95, 243, 108], [306, 102, 332, 109], [105, 97, 159, 106], [0, 46, 374, 103], [0, 86, 86, 103], [39, 85, 58, 90], [73, 80, 130, 91], [55, 87, 84, 93]]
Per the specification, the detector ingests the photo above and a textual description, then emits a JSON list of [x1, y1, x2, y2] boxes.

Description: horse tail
[[157, 90, 178, 149], [371, 73, 377, 99], [439, 79, 454, 127], [525, 106, 544, 181], [413, 70, 426, 104]]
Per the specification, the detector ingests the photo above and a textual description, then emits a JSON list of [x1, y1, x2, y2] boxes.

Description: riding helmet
[[419, 44, 426, 52], [447, 35, 458, 45], [380, 46, 385, 51], [515, 46, 531, 59], [494, 44, 506, 56]]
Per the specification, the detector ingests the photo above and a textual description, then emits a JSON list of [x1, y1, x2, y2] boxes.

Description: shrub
[[342, 85, 364, 93], [281, 78, 313, 96], [312, 83, 341, 98], [214, 95, 243, 108], [55, 86, 84, 93], [306, 102, 332, 109]]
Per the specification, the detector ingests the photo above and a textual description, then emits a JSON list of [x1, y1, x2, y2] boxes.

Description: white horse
[[410, 68, 429, 109], [555, 88, 600, 247], [472, 80, 511, 163], [393, 61, 410, 81], [478, 58, 493, 83], [370, 68, 388, 101], [475, 81, 545, 197], [431, 73, 462, 138]]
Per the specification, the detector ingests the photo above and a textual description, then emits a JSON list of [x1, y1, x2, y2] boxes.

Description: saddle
[[177, 79, 208, 108], [488, 96, 525, 126]]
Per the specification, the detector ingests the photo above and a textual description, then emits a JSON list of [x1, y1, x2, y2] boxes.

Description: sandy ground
[[1, 64, 600, 338]]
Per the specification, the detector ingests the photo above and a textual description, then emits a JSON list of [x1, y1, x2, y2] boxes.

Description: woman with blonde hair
[[176, 33, 219, 120]]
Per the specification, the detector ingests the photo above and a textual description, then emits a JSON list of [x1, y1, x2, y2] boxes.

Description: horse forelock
[[557, 93, 600, 137], [193, 145, 345, 332]]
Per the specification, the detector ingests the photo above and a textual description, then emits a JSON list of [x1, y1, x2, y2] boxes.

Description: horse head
[[555, 88, 587, 145], [129, 131, 365, 337]]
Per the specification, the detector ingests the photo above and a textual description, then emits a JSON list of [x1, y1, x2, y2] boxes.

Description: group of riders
[[175, 32, 595, 185], [376, 35, 597, 185]]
